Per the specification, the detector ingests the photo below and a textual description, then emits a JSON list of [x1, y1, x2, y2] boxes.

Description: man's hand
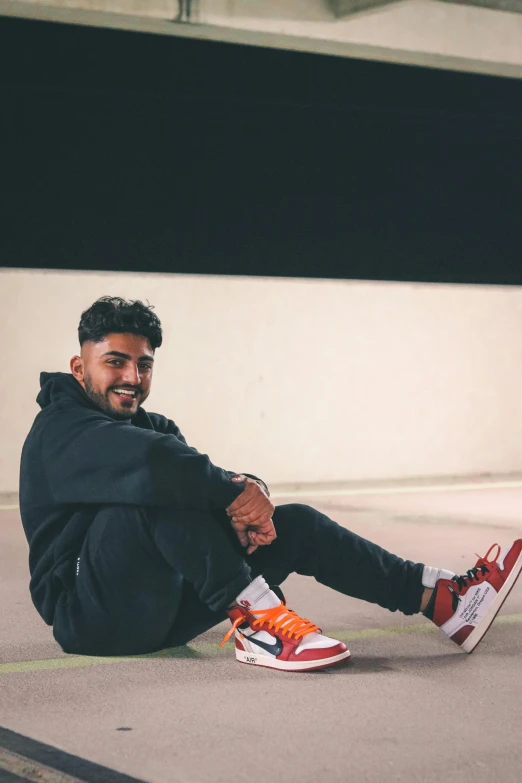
[[227, 475, 276, 555]]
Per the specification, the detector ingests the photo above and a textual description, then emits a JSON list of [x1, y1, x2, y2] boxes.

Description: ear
[[70, 355, 85, 386]]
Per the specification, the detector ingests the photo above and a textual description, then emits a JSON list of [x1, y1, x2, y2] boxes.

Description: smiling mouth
[[111, 388, 139, 402]]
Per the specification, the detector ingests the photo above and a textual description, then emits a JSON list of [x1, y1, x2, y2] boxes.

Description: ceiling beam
[[438, 0, 522, 12], [329, 0, 522, 14], [328, 0, 396, 15]]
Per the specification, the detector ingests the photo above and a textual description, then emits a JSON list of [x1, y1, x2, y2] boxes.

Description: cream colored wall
[[1, 268, 522, 493]]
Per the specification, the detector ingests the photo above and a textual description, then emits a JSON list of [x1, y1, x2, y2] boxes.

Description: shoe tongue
[[251, 588, 282, 611]]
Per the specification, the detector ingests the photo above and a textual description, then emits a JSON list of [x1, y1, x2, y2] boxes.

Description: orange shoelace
[[452, 543, 501, 592], [475, 543, 500, 567], [220, 602, 320, 647]]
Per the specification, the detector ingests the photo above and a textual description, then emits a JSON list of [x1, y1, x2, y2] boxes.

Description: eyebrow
[[101, 351, 154, 362]]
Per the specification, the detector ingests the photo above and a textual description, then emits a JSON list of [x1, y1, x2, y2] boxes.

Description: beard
[[83, 373, 138, 420]]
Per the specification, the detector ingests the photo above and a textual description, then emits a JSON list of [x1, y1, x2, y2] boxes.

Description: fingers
[[234, 525, 259, 553], [231, 513, 274, 532], [232, 519, 276, 554], [247, 530, 259, 555], [229, 495, 269, 517], [247, 526, 277, 547], [235, 529, 250, 547], [230, 502, 275, 527], [228, 487, 274, 522], [253, 530, 276, 545], [231, 513, 274, 533]]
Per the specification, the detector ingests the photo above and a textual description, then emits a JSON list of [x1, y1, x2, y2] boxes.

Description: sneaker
[[220, 600, 350, 672], [424, 540, 522, 653]]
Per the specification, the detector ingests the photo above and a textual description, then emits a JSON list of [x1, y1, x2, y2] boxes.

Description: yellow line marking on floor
[[1, 613, 520, 675], [0, 505, 20, 510], [0, 746, 86, 783]]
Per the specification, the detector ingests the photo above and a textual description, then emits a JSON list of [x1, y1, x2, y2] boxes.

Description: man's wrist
[[233, 472, 270, 497], [254, 479, 270, 497]]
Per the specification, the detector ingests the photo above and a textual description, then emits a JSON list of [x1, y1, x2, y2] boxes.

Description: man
[[19, 296, 522, 671]]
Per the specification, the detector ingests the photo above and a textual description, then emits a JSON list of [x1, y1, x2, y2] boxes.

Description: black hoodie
[[19, 372, 257, 625]]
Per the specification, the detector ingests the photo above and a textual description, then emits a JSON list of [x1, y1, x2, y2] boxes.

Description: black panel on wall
[[1, 15, 521, 283]]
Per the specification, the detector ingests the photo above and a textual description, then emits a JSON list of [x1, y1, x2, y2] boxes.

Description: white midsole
[[461, 547, 522, 653], [235, 648, 351, 670]]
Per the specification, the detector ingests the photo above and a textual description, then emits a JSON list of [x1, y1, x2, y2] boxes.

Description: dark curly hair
[[78, 296, 163, 350]]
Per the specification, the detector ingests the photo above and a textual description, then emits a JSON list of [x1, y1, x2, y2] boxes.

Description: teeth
[[112, 389, 136, 396]]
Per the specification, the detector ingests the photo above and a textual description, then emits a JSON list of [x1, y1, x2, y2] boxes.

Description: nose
[[121, 364, 141, 387]]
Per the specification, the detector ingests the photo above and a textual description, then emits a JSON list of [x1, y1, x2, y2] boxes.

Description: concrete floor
[[1, 483, 522, 783]]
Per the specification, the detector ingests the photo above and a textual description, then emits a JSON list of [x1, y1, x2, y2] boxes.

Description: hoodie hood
[[37, 372, 96, 410]]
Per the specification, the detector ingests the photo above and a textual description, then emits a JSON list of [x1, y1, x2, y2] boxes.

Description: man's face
[[70, 333, 154, 420]]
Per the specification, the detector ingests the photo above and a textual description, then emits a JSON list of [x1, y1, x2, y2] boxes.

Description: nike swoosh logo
[[241, 633, 283, 656]]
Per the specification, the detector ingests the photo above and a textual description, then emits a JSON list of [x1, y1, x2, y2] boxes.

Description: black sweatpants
[[53, 503, 425, 656]]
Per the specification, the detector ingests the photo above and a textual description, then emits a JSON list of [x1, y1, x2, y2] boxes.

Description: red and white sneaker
[[424, 539, 522, 653], [220, 600, 350, 672]]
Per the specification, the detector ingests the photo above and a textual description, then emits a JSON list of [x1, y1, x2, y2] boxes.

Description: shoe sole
[[236, 648, 351, 671], [461, 547, 522, 654]]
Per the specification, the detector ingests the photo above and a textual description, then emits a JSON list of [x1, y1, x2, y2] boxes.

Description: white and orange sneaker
[[424, 539, 522, 653], [221, 583, 350, 672]]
